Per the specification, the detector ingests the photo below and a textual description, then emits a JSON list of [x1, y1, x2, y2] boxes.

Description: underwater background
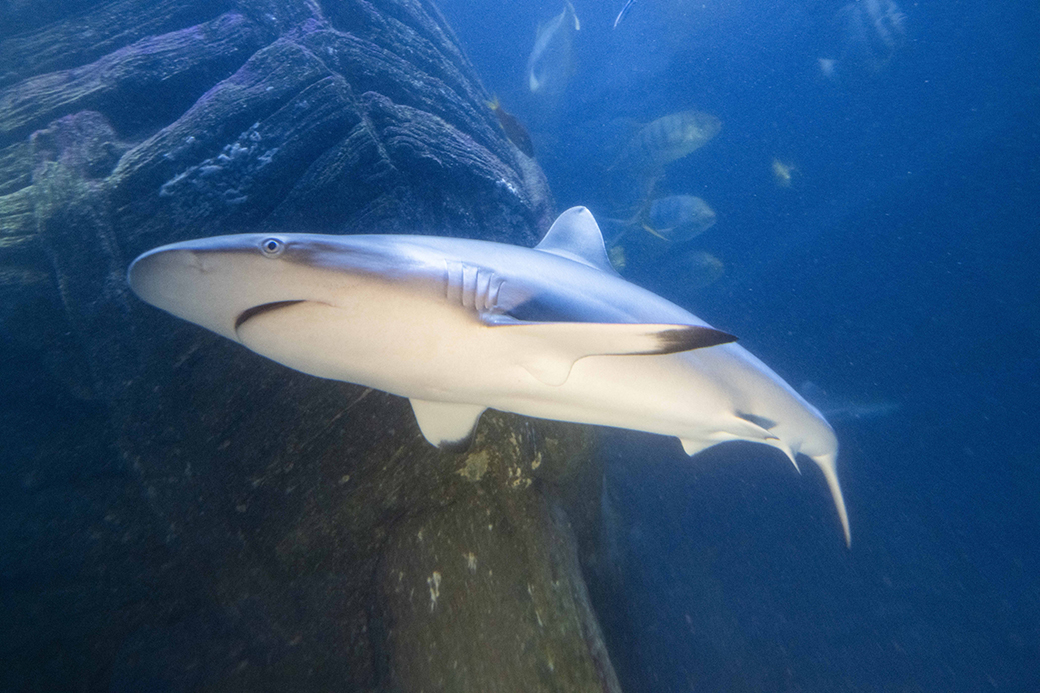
[[439, 0, 1039, 690], [1, 0, 1037, 690]]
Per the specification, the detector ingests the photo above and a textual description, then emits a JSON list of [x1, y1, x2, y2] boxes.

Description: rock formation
[[0, 1, 619, 690]]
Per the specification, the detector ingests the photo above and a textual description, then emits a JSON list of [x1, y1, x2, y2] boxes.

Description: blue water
[[441, 0, 1039, 690]]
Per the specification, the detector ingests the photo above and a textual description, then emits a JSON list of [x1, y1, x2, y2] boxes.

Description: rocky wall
[[0, 1, 618, 690]]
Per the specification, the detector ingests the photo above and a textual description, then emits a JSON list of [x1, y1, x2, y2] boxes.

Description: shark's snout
[[128, 243, 263, 341], [128, 247, 196, 309]]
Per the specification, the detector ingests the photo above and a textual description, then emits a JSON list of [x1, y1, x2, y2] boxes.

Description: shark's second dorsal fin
[[535, 207, 620, 276]]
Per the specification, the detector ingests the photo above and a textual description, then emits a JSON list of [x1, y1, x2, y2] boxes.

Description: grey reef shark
[[128, 207, 851, 545]]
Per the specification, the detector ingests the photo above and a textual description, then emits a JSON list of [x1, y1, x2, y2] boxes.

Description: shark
[[127, 207, 850, 545]]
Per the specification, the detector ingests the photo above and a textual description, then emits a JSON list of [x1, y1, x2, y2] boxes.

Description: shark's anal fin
[[486, 318, 737, 386], [736, 411, 800, 472], [409, 399, 486, 449]]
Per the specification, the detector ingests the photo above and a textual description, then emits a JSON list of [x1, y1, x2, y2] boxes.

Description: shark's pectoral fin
[[487, 318, 736, 386], [409, 399, 486, 449]]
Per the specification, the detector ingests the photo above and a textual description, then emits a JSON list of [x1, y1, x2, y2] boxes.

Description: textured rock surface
[[0, 1, 616, 690]]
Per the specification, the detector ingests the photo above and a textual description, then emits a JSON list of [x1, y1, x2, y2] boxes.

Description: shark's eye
[[260, 238, 284, 257]]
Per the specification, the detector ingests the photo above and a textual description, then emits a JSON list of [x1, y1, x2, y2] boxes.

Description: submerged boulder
[[0, 1, 617, 690]]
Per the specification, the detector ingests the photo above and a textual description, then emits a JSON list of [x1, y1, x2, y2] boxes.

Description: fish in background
[[527, 1, 580, 95], [601, 188, 719, 288], [605, 194, 716, 243], [488, 96, 535, 158], [668, 250, 725, 290], [613, 110, 722, 175], [800, 381, 901, 422], [612, 0, 637, 28], [603, 210, 724, 291], [639, 194, 717, 242], [832, 0, 907, 74], [817, 57, 839, 80], [772, 158, 797, 187]]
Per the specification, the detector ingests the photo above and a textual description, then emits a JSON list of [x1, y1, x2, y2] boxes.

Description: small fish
[[679, 251, 725, 289], [613, 0, 637, 29], [646, 247, 725, 290], [836, 0, 907, 73], [488, 96, 535, 158], [639, 195, 716, 243], [608, 244, 627, 271], [817, 57, 838, 80], [614, 110, 722, 174], [527, 1, 581, 94], [772, 158, 797, 187]]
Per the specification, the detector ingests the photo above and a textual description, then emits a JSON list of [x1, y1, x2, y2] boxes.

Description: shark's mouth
[[235, 300, 306, 331]]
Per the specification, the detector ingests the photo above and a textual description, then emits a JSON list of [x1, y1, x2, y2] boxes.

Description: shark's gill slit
[[235, 300, 306, 331]]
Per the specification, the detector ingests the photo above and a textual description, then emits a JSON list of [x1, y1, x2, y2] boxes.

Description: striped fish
[[614, 110, 722, 173]]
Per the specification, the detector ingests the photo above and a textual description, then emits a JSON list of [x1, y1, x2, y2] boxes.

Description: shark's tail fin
[[810, 450, 851, 547]]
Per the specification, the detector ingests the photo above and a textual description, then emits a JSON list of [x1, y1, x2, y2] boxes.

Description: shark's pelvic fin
[[486, 318, 736, 386], [680, 438, 708, 456], [534, 206, 620, 276], [409, 399, 486, 448]]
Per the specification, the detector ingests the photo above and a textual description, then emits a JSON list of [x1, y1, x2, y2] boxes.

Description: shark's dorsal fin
[[409, 399, 486, 449], [535, 207, 620, 276]]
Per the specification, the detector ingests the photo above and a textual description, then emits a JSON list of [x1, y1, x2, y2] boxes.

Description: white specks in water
[[338, 474, 351, 484], [464, 552, 477, 572], [495, 178, 519, 197], [417, 528, 424, 541], [427, 571, 442, 611]]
